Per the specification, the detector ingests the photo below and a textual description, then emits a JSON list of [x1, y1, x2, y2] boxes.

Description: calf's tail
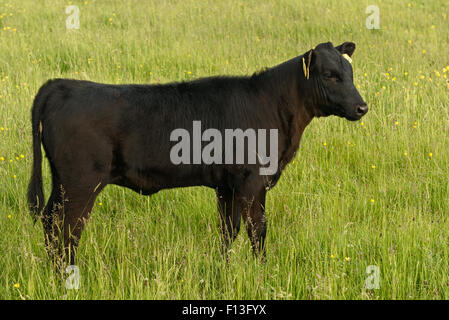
[[27, 80, 53, 222]]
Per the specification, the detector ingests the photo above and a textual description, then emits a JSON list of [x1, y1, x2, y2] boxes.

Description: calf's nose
[[356, 104, 368, 116]]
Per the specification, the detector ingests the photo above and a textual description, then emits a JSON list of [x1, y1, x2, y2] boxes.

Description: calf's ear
[[335, 42, 356, 57], [302, 48, 316, 79]]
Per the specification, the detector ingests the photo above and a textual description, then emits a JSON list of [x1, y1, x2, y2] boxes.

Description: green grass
[[1, 0, 449, 299]]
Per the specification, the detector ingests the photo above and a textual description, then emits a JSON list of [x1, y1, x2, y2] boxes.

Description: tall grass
[[0, 0, 448, 299]]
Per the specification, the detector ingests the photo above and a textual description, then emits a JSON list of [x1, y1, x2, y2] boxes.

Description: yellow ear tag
[[302, 57, 309, 79], [302, 57, 308, 78], [342, 53, 352, 64]]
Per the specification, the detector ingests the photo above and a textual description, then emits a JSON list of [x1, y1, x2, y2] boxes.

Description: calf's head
[[304, 41, 368, 121]]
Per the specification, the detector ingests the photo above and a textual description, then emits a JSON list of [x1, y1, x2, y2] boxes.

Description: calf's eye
[[323, 72, 341, 82]]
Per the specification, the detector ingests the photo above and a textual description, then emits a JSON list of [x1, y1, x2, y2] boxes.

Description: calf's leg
[[42, 180, 104, 267], [217, 184, 267, 259], [45, 128, 111, 266], [61, 182, 104, 266], [216, 187, 241, 253], [42, 183, 65, 266], [239, 188, 267, 259]]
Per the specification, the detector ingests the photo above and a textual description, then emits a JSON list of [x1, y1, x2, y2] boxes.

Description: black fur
[[28, 41, 367, 264]]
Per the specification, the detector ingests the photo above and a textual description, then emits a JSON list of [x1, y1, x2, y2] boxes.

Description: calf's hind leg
[[60, 180, 105, 265], [41, 182, 65, 265], [46, 127, 111, 266], [42, 172, 106, 266]]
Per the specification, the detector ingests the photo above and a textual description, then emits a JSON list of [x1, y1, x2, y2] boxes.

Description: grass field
[[1, 0, 449, 300]]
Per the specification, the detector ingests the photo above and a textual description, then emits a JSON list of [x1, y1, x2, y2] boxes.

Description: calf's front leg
[[216, 187, 242, 253], [239, 188, 267, 259]]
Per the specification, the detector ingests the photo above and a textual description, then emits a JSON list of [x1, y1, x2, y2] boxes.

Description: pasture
[[0, 0, 448, 299]]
